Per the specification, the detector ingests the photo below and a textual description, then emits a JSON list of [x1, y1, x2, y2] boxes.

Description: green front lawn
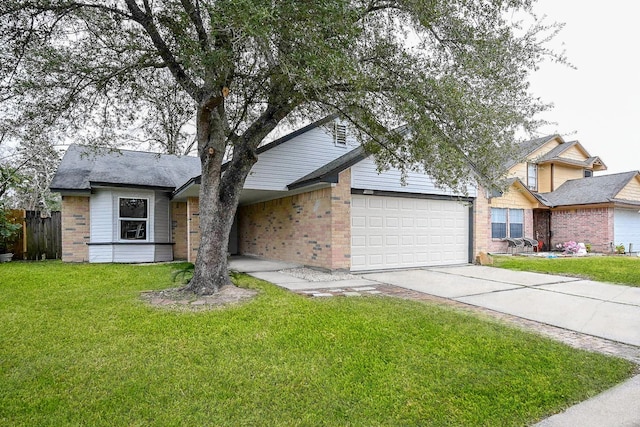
[[0, 262, 635, 426], [493, 255, 640, 287]]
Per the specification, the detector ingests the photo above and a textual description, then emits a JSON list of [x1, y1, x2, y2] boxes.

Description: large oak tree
[[0, 0, 562, 294]]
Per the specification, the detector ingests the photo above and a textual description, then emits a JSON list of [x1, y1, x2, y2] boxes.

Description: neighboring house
[[480, 134, 640, 253], [51, 116, 476, 270]]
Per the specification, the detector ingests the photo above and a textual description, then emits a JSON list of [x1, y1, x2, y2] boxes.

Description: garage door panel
[[386, 235, 399, 245], [369, 235, 383, 246], [351, 195, 469, 271]]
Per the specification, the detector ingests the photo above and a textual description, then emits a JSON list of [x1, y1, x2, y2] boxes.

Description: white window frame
[[527, 163, 538, 191], [118, 197, 149, 241], [584, 169, 593, 178], [491, 207, 524, 239]]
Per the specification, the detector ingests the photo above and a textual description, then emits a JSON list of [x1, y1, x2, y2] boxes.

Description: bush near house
[[0, 262, 634, 426]]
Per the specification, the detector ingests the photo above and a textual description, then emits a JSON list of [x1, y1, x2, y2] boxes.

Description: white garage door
[[614, 208, 640, 252], [351, 195, 470, 271]]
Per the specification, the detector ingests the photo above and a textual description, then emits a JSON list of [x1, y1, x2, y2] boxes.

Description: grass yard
[[0, 262, 635, 426], [493, 255, 640, 287]]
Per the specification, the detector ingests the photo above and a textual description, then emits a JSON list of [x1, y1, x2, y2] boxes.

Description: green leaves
[[1, 0, 565, 189]]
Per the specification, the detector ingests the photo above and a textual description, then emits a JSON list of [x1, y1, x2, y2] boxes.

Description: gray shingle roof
[[50, 144, 201, 192], [539, 171, 640, 207], [504, 135, 561, 169]]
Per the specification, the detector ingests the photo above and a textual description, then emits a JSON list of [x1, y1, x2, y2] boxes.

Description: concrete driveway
[[361, 265, 640, 347], [230, 256, 640, 347]]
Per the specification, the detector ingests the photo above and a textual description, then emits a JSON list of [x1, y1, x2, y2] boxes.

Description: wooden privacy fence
[[7, 210, 62, 260]]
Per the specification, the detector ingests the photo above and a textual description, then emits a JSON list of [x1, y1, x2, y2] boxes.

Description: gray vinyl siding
[[154, 194, 171, 242], [244, 125, 358, 191], [89, 246, 113, 263], [90, 189, 113, 243], [351, 157, 477, 198], [87, 188, 174, 262], [113, 245, 155, 263], [154, 245, 173, 262]]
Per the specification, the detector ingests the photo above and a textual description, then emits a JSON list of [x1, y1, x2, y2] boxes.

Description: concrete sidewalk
[[229, 256, 640, 426]]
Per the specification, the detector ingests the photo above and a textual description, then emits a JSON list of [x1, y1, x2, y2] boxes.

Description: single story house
[[51, 116, 476, 270], [51, 117, 640, 269]]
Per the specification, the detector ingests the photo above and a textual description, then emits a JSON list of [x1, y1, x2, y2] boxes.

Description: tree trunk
[[184, 95, 290, 295], [183, 102, 259, 295], [185, 163, 236, 295]]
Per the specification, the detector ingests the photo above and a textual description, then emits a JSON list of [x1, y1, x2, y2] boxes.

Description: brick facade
[[61, 196, 90, 262], [550, 207, 614, 253], [473, 186, 490, 254], [186, 197, 200, 263], [171, 202, 188, 260], [237, 169, 352, 270]]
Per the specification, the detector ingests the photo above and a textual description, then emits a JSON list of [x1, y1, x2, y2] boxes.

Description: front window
[[527, 163, 538, 191], [509, 209, 524, 238], [119, 198, 148, 240], [491, 208, 524, 239]]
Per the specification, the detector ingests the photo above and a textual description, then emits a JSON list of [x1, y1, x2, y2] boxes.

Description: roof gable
[[614, 173, 640, 202]]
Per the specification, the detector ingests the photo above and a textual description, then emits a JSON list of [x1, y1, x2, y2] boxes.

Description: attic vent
[[333, 123, 347, 146]]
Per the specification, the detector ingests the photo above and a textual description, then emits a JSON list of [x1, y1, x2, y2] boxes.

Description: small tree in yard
[[0, 206, 21, 254], [0, 0, 564, 294]]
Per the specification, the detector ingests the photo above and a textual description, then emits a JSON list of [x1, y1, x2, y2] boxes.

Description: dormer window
[[333, 122, 347, 146], [527, 163, 538, 191], [584, 169, 593, 178]]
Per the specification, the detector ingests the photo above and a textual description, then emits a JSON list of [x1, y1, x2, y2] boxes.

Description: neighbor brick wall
[[171, 202, 188, 260], [238, 170, 352, 270], [551, 207, 614, 253], [61, 196, 90, 262]]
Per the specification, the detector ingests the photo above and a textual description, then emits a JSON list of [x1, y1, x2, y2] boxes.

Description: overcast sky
[[527, 0, 640, 174]]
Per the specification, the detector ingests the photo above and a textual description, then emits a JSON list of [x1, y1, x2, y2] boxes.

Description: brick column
[[61, 196, 90, 262], [329, 169, 351, 270], [186, 197, 200, 263], [171, 202, 188, 260]]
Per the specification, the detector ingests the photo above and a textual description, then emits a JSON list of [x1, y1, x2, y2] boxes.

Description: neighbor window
[[119, 198, 148, 240], [527, 163, 538, 191], [509, 209, 524, 238], [584, 169, 593, 178], [491, 208, 524, 239], [491, 208, 507, 239]]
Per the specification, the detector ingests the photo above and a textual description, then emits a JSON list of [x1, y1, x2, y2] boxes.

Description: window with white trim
[[584, 169, 593, 178], [119, 198, 148, 240], [527, 163, 538, 191], [509, 209, 524, 238], [491, 208, 524, 239], [491, 208, 507, 239], [333, 122, 347, 146]]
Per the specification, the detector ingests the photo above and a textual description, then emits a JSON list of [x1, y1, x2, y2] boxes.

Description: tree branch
[[123, 0, 201, 101], [180, 0, 209, 51]]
